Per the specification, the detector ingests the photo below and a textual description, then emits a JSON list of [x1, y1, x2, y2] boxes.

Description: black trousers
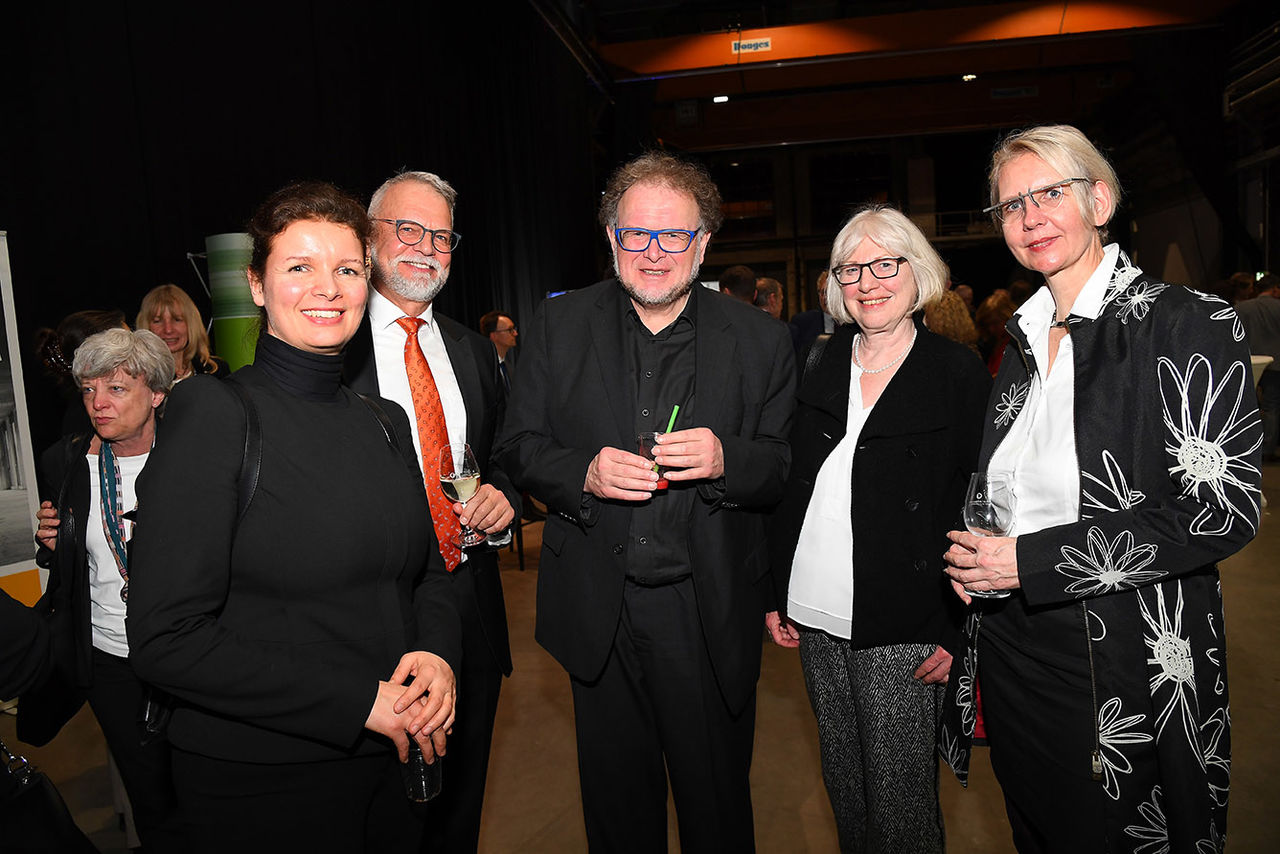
[[978, 631, 1108, 853], [170, 747, 422, 853], [85, 648, 177, 852], [570, 577, 756, 854], [421, 564, 504, 854]]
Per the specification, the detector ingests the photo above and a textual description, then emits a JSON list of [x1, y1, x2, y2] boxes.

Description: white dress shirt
[[787, 353, 877, 639], [990, 244, 1119, 535], [366, 287, 468, 476]]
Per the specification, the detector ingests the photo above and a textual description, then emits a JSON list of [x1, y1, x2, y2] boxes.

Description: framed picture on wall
[[0, 232, 43, 602]]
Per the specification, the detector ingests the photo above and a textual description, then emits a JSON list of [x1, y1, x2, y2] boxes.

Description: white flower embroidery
[[1189, 289, 1245, 341], [1113, 281, 1169, 324], [1082, 450, 1147, 517], [954, 642, 978, 737], [1140, 583, 1200, 749], [937, 726, 968, 785], [1125, 785, 1170, 854], [1097, 696, 1153, 801], [1158, 353, 1262, 536], [994, 378, 1031, 428], [1101, 254, 1143, 306], [1055, 527, 1164, 597], [1201, 706, 1230, 807], [1195, 820, 1224, 854]]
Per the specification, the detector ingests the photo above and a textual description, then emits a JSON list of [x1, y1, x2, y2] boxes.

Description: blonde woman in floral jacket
[[941, 125, 1262, 853]]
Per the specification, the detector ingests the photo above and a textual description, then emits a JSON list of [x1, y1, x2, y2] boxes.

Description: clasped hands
[[584, 427, 724, 501], [364, 651, 456, 763]]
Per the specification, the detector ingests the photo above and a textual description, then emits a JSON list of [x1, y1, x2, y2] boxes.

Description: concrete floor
[[3, 465, 1278, 852]]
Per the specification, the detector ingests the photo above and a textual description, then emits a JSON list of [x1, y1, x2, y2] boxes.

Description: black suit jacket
[[344, 311, 515, 675], [493, 281, 796, 714]]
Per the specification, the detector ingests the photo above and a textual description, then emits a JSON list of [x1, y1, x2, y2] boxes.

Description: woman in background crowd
[[127, 181, 460, 851], [23, 328, 176, 848], [942, 124, 1262, 852], [136, 284, 228, 381], [768, 205, 990, 853]]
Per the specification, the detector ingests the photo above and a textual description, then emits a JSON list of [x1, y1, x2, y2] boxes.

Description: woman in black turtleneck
[[128, 182, 460, 851]]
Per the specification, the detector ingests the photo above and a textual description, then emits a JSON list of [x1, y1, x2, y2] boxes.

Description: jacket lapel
[[859, 322, 950, 439], [342, 315, 380, 396], [438, 317, 483, 438], [589, 283, 638, 443], [693, 286, 736, 433]]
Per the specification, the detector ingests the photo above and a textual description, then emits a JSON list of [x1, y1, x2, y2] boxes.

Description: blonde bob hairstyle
[[136, 284, 217, 375], [987, 124, 1122, 243], [72, 328, 175, 393], [825, 205, 948, 326]]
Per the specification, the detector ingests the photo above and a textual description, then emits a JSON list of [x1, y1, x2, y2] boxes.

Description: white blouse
[[787, 352, 877, 639], [990, 244, 1119, 536]]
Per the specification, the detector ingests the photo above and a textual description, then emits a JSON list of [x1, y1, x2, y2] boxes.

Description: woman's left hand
[[913, 646, 952, 684], [389, 651, 457, 758], [943, 530, 1021, 602]]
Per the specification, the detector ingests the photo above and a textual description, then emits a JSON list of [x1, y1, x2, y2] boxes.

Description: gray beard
[[612, 254, 702, 308], [372, 249, 448, 305]]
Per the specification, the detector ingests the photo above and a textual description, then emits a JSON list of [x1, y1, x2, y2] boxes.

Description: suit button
[[906, 446, 919, 458], [638, 537, 648, 545], [905, 499, 920, 512], [612, 544, 624, 555], [914, 558, 928, 572]]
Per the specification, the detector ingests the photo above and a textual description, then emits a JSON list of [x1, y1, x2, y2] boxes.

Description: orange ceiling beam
[[598, 1, 1237, 78]]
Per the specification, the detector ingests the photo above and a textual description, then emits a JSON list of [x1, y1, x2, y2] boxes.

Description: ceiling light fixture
[[962, 74, 977, 82], [713, 95, 729, 103]]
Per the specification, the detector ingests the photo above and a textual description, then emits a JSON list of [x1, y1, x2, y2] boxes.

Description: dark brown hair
[[246, 181, 371, 282]]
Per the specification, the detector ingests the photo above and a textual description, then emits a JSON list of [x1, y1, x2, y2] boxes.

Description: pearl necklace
[[853, 325, 917, 374]]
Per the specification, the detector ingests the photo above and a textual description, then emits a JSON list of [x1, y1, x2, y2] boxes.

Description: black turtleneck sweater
[[128, 333, 460, 764]]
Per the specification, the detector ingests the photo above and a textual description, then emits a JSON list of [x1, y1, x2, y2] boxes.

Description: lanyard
[[98, 442, 131, 603]]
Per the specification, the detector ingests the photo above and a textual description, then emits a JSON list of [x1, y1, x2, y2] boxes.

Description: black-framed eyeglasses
[[983, 178, 1090, 224], [376, 218, 462, 252], [831, 257, 907, 286], [613, 227, 700, 254]]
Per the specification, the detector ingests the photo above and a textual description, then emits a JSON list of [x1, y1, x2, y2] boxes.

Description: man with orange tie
[[343, 170, 518, 854]]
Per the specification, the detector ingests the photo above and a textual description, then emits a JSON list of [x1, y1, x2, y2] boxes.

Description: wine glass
[[962, 471, 1016, 600], [437, 443, 487, 548]]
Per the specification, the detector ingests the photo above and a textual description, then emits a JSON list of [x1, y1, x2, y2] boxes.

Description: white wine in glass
[[962, 472, 1016, 600], [438, 442, 487, 547]]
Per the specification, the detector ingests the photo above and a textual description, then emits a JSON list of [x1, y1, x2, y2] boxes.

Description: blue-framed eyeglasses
[[613, 228, 700, 254], [376, 218, 462, 252]]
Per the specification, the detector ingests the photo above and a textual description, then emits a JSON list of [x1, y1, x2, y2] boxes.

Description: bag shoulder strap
[[803, 332, 833, 384], [355, 392, 401, 453], [223, 378, 262, 525]]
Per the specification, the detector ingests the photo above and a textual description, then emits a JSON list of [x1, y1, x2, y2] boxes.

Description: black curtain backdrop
[[1, 2, 605, 452]]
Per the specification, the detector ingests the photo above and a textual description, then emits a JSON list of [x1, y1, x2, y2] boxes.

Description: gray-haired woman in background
[[24, 328, 177, 848]]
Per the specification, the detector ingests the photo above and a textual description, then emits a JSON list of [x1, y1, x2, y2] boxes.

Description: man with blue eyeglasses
[[495, 152, 796, 852]]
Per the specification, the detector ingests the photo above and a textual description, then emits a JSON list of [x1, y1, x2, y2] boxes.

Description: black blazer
[[493, 281, 796, 715], [18, 433, 96, 745], [344, 311, 516, 676], [767, 321, 991, 652]]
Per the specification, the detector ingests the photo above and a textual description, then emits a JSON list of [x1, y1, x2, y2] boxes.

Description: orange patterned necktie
[[397, 316, 462, 571]]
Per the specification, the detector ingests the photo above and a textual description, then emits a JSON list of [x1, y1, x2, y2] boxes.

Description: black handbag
[[1, 735, 99, 853]]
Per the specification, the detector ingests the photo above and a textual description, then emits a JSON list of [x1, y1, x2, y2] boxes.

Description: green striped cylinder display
[[206, 233, 257, 369]]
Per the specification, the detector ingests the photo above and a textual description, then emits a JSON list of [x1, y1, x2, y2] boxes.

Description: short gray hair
[[825, 205, 948, 326], [72, 329, 175, 392], [369, 171, 458, 218], [987, 124, 1121, 243]]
